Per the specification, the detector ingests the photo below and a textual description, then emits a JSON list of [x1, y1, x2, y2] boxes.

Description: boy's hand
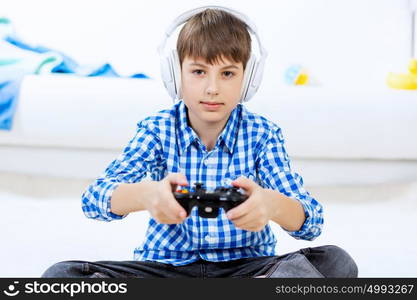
[[226, 176, 279, 232], [144, 173, 188, 224]]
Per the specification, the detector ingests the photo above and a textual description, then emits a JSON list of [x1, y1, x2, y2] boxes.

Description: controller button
[[204, 206, 213, 213], [195, 183, 204, 190]]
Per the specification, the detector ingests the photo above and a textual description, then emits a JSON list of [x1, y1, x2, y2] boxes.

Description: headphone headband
[[158, 5, 266, 59]]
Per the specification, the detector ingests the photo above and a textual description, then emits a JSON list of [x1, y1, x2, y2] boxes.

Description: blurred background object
[[284, 64, 309, 85], [386, 0, 417, 89]]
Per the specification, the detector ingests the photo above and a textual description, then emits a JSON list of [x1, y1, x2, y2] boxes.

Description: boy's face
[[180, 55, 244, 129]]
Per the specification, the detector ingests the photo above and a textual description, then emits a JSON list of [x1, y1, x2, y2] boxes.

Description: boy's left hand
[[226, 176, 279, 232]]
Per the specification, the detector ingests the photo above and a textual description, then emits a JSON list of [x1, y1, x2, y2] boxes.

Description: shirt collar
[[217, 103, 241, 154], [176, 100, 241, 155], [176, 101, 198, 155]]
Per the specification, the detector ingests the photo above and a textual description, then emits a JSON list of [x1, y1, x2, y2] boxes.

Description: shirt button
[[205, 234, 216, 243]]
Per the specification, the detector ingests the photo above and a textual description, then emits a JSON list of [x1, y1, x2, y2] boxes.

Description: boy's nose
[[206, 77, 219, 96]]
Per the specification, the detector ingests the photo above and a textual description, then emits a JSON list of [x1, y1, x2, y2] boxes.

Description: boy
[[42, 6, 357, 278]]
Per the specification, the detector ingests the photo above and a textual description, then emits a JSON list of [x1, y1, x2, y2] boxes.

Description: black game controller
[[174, 182, 248, 218]]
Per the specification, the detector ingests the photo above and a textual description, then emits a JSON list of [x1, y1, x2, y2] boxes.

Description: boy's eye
[[223, 71, 234, 78], [190, 69, 235, 78], [192, 69, 205, 76]]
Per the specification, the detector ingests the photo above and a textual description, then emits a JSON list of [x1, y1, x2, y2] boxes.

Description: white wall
[[2, 0, 413, 89]]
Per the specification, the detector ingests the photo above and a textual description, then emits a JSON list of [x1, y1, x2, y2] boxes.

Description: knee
[[41, 261, 84, 278], [321, 245, 358, 278]]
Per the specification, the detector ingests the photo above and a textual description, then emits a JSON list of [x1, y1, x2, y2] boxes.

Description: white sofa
[[1, 74, 416, 278], [0, 73, 416, 185]]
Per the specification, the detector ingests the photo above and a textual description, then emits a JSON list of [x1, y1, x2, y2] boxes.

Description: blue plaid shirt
[[82, 100, 323, 266]]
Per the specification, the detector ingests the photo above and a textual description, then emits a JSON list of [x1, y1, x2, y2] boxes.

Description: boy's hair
[[176, 8, 252, 70]]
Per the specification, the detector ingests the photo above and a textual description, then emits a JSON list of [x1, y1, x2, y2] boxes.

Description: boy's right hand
[[144, 173, 188, 224]]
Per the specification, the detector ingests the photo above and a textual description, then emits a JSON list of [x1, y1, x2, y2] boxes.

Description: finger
[[232, 216, 266, 232], [172, 201, 187, 219], [166, 173, 188, 191], [158, 206, 186, 224], [165, 190, 188, 220], [226, 196, 254, 220], [231, 176, 255, 193], [167, 199, 187, 220], [230, 212, 253, 227], [157, 186, 187, 221], [170, 172, 188, 185], [155, 210, 184, 224], [167, 174, 188, 218]]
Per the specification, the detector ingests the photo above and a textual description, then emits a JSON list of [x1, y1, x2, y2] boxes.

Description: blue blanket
[[0, 17, 149, 130]]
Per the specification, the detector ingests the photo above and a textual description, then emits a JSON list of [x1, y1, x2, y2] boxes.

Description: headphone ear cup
[[160, 55, 173, 99], [171, 50, 182, 99], [240, 55, 256, 102], [160, 52, 177, 100]]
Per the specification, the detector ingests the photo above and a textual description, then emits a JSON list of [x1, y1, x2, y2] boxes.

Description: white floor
[[1, 175, 417, 278]]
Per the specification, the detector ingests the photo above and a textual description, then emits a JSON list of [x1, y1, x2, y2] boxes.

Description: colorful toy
[[284, 64, 309, 85], [409, 58, 417, 75], [387, 59, 417, 90]]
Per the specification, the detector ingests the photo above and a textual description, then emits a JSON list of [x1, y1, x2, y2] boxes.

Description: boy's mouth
[[200, 101, 223, 110]]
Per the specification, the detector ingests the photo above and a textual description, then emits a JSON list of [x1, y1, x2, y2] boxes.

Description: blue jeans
[[41, 245, 358, 278]]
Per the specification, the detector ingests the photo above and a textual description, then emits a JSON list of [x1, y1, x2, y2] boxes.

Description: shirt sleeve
[[81, 122, 161, 222], [256, 127, 323, 241]]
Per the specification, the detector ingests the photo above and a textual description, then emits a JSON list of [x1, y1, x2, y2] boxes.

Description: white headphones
[[158, 5, 267, 103]]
